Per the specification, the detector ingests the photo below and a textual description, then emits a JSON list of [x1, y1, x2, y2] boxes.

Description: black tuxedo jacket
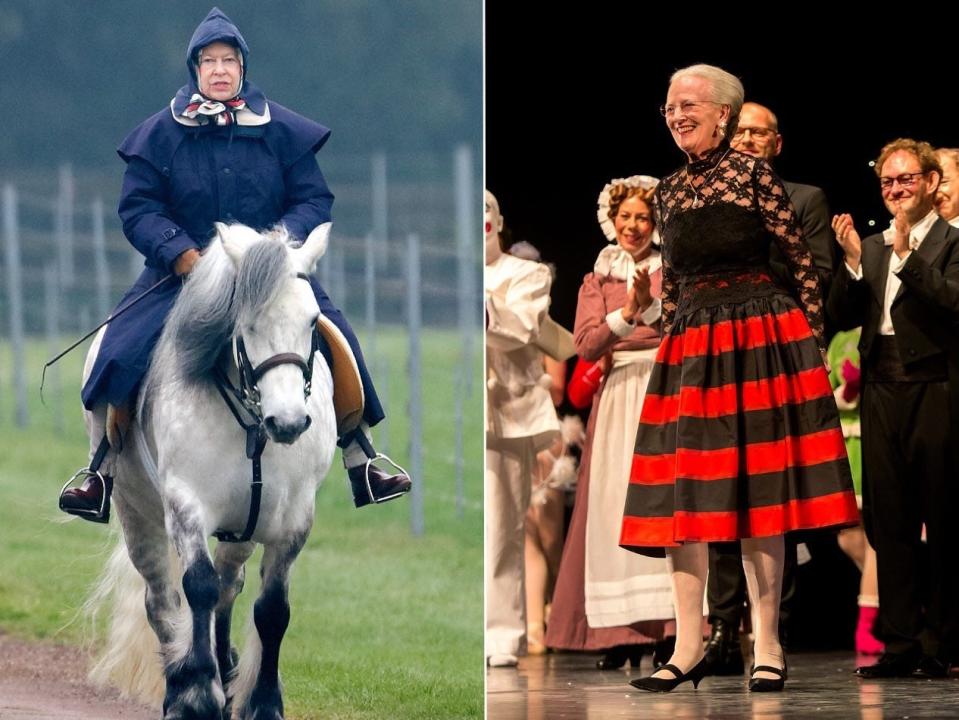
[[827, 216, 959, 373]]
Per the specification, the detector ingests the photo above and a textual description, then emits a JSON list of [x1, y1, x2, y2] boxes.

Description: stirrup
[[364, 453, 411, 504], [58, 468, 113, 524]]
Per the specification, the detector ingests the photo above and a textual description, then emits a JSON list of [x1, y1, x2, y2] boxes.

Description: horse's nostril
[[302, 415, 312, 431]]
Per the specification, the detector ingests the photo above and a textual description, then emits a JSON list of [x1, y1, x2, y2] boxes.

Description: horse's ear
[[218, 223, 244, 268], [295, 223, 331, 273]]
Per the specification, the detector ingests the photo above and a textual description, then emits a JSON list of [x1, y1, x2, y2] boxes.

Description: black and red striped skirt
[[619, 289, 859, 557]]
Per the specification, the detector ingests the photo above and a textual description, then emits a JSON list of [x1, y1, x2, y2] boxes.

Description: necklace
[[686, 148, 730, 209]]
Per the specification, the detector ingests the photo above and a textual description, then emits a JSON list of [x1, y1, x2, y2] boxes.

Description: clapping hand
[[831, 214, 862, 271]]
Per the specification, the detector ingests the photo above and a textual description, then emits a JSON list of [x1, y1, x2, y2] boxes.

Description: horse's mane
[[139, 226, 295, 413]]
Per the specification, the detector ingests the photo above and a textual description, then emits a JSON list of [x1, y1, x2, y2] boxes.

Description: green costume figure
[[828, 328, 863, 494]]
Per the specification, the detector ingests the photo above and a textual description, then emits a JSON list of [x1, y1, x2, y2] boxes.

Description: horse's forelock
[[234, 238, 293, 326]]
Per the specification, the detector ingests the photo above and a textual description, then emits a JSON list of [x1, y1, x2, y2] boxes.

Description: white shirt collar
[[881, 208, 938, 248]]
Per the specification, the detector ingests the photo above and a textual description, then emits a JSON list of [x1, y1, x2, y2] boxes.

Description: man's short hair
[[874, 138, 942, 178]]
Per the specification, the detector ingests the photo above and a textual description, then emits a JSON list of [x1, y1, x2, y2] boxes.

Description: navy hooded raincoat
[[81, 7, 384, 430]]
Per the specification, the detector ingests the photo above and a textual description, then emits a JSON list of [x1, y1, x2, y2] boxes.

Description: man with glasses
[[732, 102, 837, 296], [828, 138, 959, 679], [696, 101, 839, 676]]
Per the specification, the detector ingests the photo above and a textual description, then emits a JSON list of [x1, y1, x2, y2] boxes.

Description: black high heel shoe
[[748, 658, 787, 692], [629, 656, 708, 693], [596, 644, 644, 670]]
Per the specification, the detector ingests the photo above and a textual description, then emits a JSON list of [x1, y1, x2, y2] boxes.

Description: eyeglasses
[[878, 172, 925, 191], [731, 126, 777, 141], [659, 100, 721, 118]]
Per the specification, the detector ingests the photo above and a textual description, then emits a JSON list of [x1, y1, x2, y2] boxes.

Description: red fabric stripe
[[745, 428, 847, 475], [620, 491, 860, 548], [629, 427, 847, 484], [640, 367, 833, 424], [629, 453, 678, 485], [660, 308, 813, 365], [620, 515, 677, 547]]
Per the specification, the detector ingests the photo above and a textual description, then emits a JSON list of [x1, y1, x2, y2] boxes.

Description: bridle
[[211, 271, 322, 543]]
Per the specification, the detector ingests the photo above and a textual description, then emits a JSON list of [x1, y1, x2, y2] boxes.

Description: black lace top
[[654, 141, 825, 352]]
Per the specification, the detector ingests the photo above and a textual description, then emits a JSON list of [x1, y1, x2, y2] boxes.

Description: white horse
[[83, 222, 336, 720]]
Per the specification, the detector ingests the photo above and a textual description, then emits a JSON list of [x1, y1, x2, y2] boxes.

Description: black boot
[[653, 636, 676, 669], [596, 644, 644, 670], [703, 618, 745, 676], [59, 437, 113, 524]]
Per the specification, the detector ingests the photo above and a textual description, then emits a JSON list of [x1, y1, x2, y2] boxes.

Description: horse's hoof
[[163, 682, 225, 720]]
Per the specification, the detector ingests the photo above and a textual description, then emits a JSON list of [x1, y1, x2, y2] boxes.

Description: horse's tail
[[229, 606, 264, 712], [85, 533, 176, 707]]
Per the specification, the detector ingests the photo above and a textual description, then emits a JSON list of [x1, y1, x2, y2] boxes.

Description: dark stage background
[[486, 10, 957, 332], [486, 9, 955, 650]]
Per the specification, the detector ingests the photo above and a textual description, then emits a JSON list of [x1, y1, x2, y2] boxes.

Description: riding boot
[[342, 423, 412, 508], [59, 401, 128, 523]]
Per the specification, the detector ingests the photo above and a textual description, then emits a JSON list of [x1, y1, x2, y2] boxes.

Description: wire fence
[[0, 146, 482, 533]]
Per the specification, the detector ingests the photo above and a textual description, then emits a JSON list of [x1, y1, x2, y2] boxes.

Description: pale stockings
[[742, 535, 785, 680], [652, 542, 707, 678]]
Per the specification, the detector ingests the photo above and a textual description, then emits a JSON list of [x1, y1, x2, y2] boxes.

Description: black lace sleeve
[[753, 160, 825, 351], [660, 254, 677, 336], [654, 185, 677, 336]]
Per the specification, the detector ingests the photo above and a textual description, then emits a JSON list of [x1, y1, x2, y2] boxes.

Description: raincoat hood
[[172, 7, 266, 116]]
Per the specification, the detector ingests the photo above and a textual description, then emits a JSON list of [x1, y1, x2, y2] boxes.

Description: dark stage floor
[[487, 651, 959, 719]]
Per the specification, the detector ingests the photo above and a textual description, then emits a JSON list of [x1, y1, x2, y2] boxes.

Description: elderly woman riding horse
[[60, 6, 410, 519]]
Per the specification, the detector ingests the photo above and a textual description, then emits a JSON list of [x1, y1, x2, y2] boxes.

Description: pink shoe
[[855, 606, 884, 655]]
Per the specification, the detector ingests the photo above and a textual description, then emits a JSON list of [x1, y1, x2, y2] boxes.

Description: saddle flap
[[316, 315, 364, 435]]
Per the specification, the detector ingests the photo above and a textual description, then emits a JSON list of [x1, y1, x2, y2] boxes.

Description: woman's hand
[[622, 285, 640, 323], [621, 268, 653, 324], [633, 267, 652, 310], [173, 248, 201, 276]]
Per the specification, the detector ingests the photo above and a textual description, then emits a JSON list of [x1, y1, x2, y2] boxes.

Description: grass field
[[0, 327, 484, 719]]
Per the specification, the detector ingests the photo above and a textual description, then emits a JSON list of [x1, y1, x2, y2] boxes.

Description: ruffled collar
[[593, 245, 661, 290]]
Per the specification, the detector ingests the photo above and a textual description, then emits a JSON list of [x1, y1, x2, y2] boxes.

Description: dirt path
[[0, 633, 155, 719]]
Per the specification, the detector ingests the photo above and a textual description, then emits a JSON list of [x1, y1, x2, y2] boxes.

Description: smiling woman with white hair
[[619, 64, 859, 693]]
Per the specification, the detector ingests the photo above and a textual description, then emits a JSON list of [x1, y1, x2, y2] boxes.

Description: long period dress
[[620, 142, 859, 556], [547, 247, 675, 650]]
